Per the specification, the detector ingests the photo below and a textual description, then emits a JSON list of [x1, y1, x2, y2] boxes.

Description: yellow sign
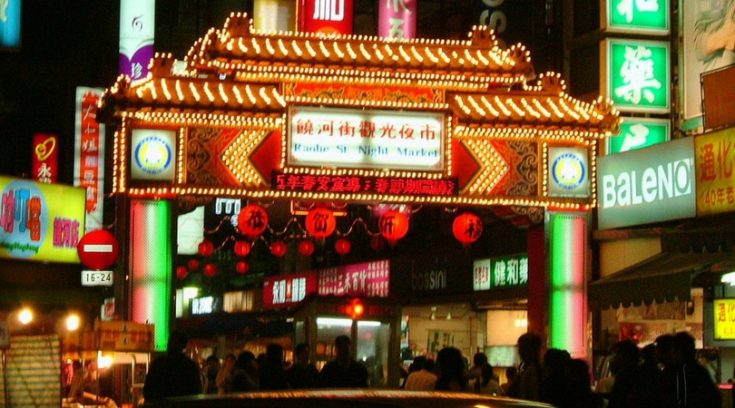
[[714, 299, 735, 340], [696, 128, 735, 216], [0, 177, 86, 263], [96, 321, 154, 352]]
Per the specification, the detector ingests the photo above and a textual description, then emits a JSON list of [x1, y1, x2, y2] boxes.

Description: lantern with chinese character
[[176, 265, 188, 280], [452, 212, 484, 246], [271, 240, 287, 257], [203, 263, 218, 277], [379, 210, 409, 243], [237, 204, 269, 238], [298, 240, 315, 256], [198, 240, 215, 257], [335, 238, 351, 255], [305, 208, 336, 239], [236, 260, 249, 274], [187, 258, 200, 271], [233, 240, 251, 257]]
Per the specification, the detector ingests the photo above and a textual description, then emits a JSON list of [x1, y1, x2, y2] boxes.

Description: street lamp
[[65, 313, 80, 331], [17, 307, 33, 325]]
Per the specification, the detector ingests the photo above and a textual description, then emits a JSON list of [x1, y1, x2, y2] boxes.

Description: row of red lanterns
[[235, 204, 483, 245]]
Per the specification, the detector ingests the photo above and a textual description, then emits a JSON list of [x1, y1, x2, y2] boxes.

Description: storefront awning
[[588, 252, 733, 309]]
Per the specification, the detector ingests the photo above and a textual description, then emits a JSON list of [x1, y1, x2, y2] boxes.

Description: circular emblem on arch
[[551, 152, 586, 191], [134, 135, 173, 175]]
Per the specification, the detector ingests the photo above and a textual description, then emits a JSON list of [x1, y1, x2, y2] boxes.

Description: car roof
[[144, 389, 555, 408]]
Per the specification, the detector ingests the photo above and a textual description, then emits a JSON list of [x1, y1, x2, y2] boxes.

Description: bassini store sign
[[288, 106, 444, 171], [0, 177, 86, 263], [597, 137, 695, 230]]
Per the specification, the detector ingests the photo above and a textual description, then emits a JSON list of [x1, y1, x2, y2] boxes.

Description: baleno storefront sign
[[597, 137, 695, 229]]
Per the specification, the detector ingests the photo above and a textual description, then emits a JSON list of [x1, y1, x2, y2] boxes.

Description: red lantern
[[452, 212, 484, 245], [335, 238, 352, 255], [305, 208, 336, 239], [379, 210, 409, 243], [270, 240, 287, 257], [236, 260, 249, 274], [203, 263, 218, 277], [198, 240, 215, 256], [298, 240, 315, 256], [233, 240, 252, 257], [370, 234, 387, 251], [187, 258, 200, 271], [176, 265, 188, 280], [237, 204, 269, 238]]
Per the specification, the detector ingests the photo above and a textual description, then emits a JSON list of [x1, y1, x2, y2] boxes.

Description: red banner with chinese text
[[298, 0, 353, 34]]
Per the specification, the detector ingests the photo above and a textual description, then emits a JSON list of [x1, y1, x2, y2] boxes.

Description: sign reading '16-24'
[[603, 38, 670, 113], [288, 106, 444, 172]]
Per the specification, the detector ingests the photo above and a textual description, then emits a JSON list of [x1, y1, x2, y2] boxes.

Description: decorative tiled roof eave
[[184, 12, 534, 87], [450, 73, 619, 137], [99, 56, 285, 120]]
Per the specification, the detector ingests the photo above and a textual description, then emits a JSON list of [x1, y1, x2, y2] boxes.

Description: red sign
[[32, 134, 58, 183], [77, 90, 103, 220], [77, 229, 120, 270], [273, 172, 457, 196], [298, 0, 353, 34], [262, 270, 318, 309], [318, 259, 390, 297]]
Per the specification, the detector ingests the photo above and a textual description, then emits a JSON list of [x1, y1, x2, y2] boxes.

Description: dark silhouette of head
[[671, 331, 696, 366], [294, 343, 310, 364], [335, 335, 352, 363], [265, 343, 284, 365], [517, 332, 542, 363], [473, 352, 488, 368], [167, 331, 188, 354], [610, 340, 639, 375]]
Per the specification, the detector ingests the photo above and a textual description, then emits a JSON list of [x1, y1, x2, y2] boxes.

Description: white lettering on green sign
[[616, 0, 660, 23], [616, 45, 661, 105]]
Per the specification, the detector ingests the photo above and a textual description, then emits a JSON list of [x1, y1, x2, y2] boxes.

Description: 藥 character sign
[[603, 38, 670, 113]]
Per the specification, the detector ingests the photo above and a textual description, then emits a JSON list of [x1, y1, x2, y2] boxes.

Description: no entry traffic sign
[[77, 229, 119, 270]]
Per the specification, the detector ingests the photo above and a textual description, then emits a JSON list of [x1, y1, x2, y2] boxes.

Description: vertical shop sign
[[602, 38, 670, 113], [695, 128, 735, 216], [298, 0, 353, 35], [74, 87, 106, 231], [378, 0, 416, 39], [32, 134, 58, 184], [602, 0, 670, 35], [714, 298, 735, 340], [606, 117, 669, 154], [0, 0, 21, 48], [120, 0, 155, 80]]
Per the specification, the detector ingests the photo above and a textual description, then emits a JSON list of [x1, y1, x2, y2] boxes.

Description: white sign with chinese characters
[[473, 254, 529, 291], [288, 106, 444, 171]]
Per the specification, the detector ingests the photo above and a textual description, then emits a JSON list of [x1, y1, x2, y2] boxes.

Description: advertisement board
[[288, 106, 444, 171], [473, 253, 529, 291], [0, 0, 21, 48], [119, 0, 155, 80], [298, 0, 353, 35], [681, 1, 735, 122], [262, 270, 318, 309], [601, 38, 670, 113], [601, 0, 670, 35], [547, 147, 589, 198], [714, 298, 735, 340], [318, 259, 390, 297], [597, 137, 696, 230], [606, 117, 670, 155], [74, 87, 106, 231], [695, 128, 735, 216], [0, 177, 85, 263]]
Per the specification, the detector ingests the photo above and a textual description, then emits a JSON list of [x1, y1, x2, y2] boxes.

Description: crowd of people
[[141, 330, 722, 408]]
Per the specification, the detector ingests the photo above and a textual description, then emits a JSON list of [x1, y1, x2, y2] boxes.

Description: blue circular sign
[[134, 135, 173, 175], [551, 152, 586, 191]]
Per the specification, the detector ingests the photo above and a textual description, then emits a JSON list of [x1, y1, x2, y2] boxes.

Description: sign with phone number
[[81, 270, 113, 286]]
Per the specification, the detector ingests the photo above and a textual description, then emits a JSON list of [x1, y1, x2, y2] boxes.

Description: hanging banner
[[32, 134, 58, 184], [298, 0, 353, 35], [120, 0, 155, 80], [74, 87, 106, 231], [318, 259, 390, 297], [695, 128, 735, 216], [254, 0, 296, 32], [378, 0, 417, 39], [0, 0, 21, 48], [0, 177, 86, 263]]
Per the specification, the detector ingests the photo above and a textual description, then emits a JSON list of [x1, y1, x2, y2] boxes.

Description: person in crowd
[[607, 340, 639, 408], [68, 360, 118, 407], [143, 331, 202, 402], [202, 355, 220, 394], [434, 346, 468, 391], [628, 343, 661, 408], [473, 362, 503, 396], [469, 352, 488, 383], [259, 343, 289, 390], [509, 332, 542, 401], [565, 358, 603, 408], [286, 342, 318, 389], [540, 348, 571, 406], [671, 331, 720, 408], [654, 334, 677, 407], [500, 366, 517, 395], [318, 335, 368, 388], [231, 351, 259, 391], [404, 356, 438, 391], [216, 353, 236, 394]]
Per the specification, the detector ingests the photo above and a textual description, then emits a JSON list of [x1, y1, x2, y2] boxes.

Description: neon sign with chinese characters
[[603, 0, 670, 35], [0, 177, 85, 263], [288, 106, 444, 171], [603, 38, 670, 113], [473, 253, 528, 291], [272, 171, 457, 196], [262, 271, 318, 309]]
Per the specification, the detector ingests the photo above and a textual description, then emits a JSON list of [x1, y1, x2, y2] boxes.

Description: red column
[[527, 223, 547, 347]]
